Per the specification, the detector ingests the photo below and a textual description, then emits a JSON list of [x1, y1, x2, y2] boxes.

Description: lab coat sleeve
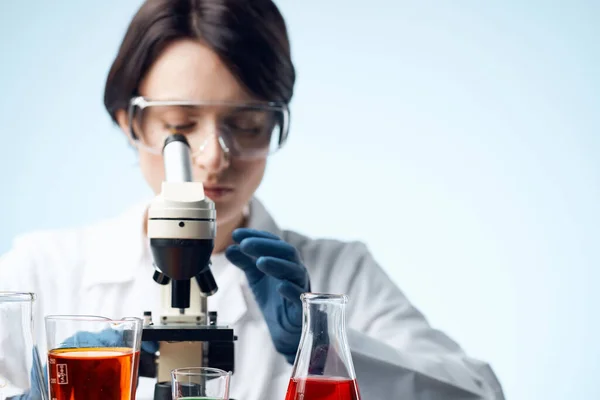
[[335, 242, 505, 399]]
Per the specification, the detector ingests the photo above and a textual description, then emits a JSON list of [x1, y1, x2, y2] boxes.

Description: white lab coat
[[0, 198, 504, 400]]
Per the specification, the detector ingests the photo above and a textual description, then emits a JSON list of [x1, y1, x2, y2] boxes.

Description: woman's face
[[118, 39, 267, 227]]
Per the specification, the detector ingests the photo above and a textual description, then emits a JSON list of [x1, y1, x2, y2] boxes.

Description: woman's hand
[[226, 228, 311, 364]]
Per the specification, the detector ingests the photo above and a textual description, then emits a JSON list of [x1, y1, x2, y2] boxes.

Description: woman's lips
[[203, 185, 234, 199]]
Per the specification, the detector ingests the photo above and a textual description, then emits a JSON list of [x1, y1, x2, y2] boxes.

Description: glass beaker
[[285, 293, 361, 400], [45, 315, 143, 400], [0, 292, 48, 400], [171, 367, 231, 399]]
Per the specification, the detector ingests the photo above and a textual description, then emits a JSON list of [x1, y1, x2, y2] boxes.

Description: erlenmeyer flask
[[0, 292, 48, 400], [285, 293, 361, 400]]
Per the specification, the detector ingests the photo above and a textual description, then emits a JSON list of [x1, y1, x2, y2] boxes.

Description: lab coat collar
[[246, 197, 284, 237]]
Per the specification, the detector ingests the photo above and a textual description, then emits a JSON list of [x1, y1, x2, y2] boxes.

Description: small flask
[[285, 293, 361, 400]]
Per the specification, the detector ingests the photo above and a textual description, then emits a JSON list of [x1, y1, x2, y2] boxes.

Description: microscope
[[140, 134, 236, 399]]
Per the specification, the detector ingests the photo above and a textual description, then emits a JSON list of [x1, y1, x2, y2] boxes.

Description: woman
[[0, 0, 504, 399]]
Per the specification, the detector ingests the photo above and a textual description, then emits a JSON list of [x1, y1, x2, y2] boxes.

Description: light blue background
[[1, 1, 598, 398]]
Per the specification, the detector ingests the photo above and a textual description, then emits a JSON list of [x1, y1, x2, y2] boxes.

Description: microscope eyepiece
[[162, 133, 189, 150], [163, 134, 193, 183]]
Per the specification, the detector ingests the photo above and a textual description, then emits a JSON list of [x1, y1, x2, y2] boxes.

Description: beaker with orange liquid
[[45, 315, 143, 400], [284, 293, 361, 400]]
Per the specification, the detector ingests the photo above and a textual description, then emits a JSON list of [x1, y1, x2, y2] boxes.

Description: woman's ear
[[115, 109, 135, 146]]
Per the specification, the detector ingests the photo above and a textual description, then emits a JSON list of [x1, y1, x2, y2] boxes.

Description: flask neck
[[292, 293, 356, 380], [0, 292, 35, 330]]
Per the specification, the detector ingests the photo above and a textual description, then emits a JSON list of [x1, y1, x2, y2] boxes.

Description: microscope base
[[140, 324, 236, 380]]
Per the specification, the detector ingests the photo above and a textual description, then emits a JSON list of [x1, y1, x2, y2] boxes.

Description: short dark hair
[[103, 0, 296, 123]]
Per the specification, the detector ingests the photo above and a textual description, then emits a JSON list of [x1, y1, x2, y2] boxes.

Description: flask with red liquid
[[285, 293, 361, 400]]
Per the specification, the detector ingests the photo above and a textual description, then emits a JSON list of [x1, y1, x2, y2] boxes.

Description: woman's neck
[[213, 211, 246, 254]]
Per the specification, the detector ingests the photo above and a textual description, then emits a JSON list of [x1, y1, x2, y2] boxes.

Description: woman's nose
[[192, 132, 230, 172]]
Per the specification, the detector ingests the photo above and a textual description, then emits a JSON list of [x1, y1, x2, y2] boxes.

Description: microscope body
[[140, 134, 236, 397]]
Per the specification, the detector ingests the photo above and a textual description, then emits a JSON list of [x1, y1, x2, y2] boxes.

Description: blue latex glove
[[61, 328, 124, 347], [141, 340, 159, 354], [62, 328, 158, 354], [225, 228, 310, 364], [10, 347, 47, 400]]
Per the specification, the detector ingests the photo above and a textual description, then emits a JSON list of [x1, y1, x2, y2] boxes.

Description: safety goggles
[[127, 96, 290, 160]]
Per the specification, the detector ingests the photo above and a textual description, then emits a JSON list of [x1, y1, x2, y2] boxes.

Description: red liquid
[[48, 347, 139, 400], [285, 377, 361, 400]]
